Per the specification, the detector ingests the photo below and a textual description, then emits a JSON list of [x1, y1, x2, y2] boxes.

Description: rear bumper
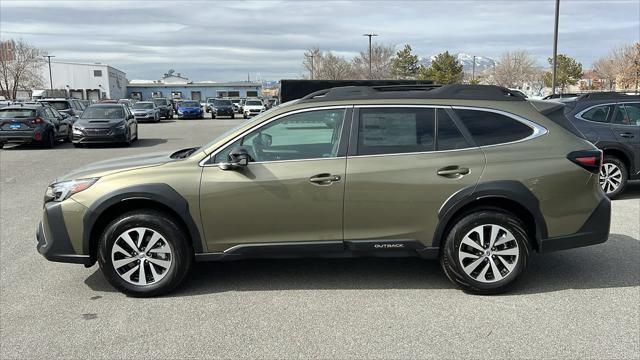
[[36, 202, 91, 266], [540, 197, 611, 252], [0, 130, 38, 143]]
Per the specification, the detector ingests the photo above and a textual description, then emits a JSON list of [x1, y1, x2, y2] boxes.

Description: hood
[[56, 151, 177, 182]]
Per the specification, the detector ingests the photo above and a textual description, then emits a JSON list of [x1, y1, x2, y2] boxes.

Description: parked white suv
[[243, 99, 265, 119]]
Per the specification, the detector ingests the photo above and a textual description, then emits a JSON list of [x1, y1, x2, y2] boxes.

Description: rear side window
[[545, 107, 585, 139], [580, 105, 612, 123], [436, 109, 471, 150], [357, 108, 435, 155], [454, 109, 534, 146], [46, 101, 71, 111]]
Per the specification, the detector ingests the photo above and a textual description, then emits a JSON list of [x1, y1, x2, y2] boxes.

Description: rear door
[[343, 106, 485, 248], [611, 102, 640, 176]]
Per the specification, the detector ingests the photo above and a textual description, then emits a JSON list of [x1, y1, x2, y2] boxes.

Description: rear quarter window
[[454, 109, 534, 146]]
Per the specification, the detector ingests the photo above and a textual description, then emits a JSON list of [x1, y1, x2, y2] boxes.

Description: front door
[[199, 107, 350, 252], [344, 106, 485, 247], [611, 102, 640, 176]]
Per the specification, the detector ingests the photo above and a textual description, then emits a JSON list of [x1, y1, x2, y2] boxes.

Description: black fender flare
[[82, 183, 203, 254], [433, 180, 548, 250], [595, 141, 636, 174]]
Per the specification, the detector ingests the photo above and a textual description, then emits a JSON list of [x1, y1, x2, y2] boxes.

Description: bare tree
[[0, 39, 45, 100], [593, 57, 618, 90], [302, 47, 354, 80], [493, 50, 537, 88], [351, 43, 395, 80]]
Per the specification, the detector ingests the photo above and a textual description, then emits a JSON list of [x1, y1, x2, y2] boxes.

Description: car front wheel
[[97, 210, 193, 297], [599, 155, 627, 199], [440, 210, 530, 295]]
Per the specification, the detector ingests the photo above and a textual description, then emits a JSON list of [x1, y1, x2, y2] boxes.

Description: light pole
[[306, 54, 315, 80], [43, 55, 55, 91], [363, 33, 378, 79], [472, 55, 477, 82], [551, 0, 560, 95]]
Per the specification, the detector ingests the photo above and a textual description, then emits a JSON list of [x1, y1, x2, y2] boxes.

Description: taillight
[[567, 150, 603, 174], [30, 117, 44, 124]]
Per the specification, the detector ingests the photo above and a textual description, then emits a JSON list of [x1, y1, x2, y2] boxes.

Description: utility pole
[[363, 33, 378, 79], [635, 60, 639, 93], [43, 55, 55, 91], [551, 0, 560, 95], [472, 55, 476, 82], [307, 54, 315, 80]]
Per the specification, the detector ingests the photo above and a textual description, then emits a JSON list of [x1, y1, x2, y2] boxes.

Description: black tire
[[73, 143, 83, 148], [440, 210, 530, 295], [42, 130, 55, 149], [65, 129, 72, 143], [97, 210, 193, 297], [155, 115, 160, 123], [211, 113, 216, 119], [0, 142, 4, 149], [243, 114, 248, 119], [230, 114, 235, 119], [600, 155, 628, 199]]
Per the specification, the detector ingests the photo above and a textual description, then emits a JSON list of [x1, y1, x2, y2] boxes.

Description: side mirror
[[219, 147, 251, 171]]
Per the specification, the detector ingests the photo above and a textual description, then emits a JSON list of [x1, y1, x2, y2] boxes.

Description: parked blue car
[[176, 100, 203, 119]]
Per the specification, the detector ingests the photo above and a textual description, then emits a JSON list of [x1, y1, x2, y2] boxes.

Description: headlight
[[44, 178, 98, 203], [72, 126, 83, 135], [115, 121, 126, 130], [178, 110, 183, 114]]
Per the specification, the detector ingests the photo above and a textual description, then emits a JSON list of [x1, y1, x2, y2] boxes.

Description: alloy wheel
[[111, 227, 173, 286], [457, 224, 520, 283], [599, 163, 622, 194]]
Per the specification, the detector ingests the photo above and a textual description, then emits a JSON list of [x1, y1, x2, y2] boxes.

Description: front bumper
[[178, 111, 203, 119], [72, 127, 127, 143], [540, 197, 611, 252], [215, 108, 234, 116], [134, 113, 155, 121], [36, 201, 91, 265]]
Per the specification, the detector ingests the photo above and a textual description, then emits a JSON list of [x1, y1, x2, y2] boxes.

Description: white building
[[36, 61, 127, 100]]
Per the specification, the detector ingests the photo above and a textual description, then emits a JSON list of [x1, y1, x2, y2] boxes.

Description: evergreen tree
[[543, 54, 583, 93], [418, 51, 463, 84], [390, 44, 420, 79]]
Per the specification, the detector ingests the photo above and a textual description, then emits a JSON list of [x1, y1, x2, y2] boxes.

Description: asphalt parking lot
[[0, 118, 638, 359]]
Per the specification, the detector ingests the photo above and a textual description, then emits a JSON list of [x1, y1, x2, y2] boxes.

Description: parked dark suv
[[152, 98, 174, 119], [37, 98, 85, 119], [565, 92, 640, 198], [0, 104, 71, 148]]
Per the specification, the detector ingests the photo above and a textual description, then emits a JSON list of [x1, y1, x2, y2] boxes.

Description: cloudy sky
[[1, 0, 638, 82]]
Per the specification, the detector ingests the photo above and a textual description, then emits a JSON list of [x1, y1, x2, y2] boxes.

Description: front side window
[[580, 105, 612, 123], [215, 108, 346, 163], [612, 103, 640, 126], [357, 107, 435, 155], [93, 70, 102, 77], [454, 109, 534, 146]]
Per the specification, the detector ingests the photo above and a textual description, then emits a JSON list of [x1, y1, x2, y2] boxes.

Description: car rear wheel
[[440, 210, 530, 295], [42, 130, 55, 149], [599, 156, 627, 199], [98, 210, 193, 297], [211, 113, 216, 119]]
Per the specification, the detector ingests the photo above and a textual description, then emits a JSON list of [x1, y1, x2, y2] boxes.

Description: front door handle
[[620, 133, 634, 138], [437, 167, 470, 177], [309, 173, 341, 185]]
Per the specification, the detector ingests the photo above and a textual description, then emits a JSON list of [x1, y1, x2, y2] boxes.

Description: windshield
[[133, 102, 154, 109], [152, 99, 166, 106], [181, 101, 200, 107], [214, 100, 232, 106], [0, 109, 37, 118], [82, 106, 125, 119], [42, 101, 70, 110], [246, 100, 262, 106]]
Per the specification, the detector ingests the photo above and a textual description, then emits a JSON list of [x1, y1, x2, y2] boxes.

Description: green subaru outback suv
[[37, 85, 610, 296]]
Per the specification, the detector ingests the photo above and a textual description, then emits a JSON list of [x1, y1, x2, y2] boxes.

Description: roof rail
[[299, 84, 526, 102]]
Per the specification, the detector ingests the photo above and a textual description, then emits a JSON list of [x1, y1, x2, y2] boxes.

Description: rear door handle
[[437, 167, 470, 177], [620, 133, 634, 138], [309, 173, 341, 185]]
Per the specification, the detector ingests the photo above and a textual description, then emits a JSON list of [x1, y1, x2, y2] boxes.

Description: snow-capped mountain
[[419, 53, 496, 73]]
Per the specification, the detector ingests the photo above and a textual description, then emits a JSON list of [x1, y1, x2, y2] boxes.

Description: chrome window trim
[[199, 105, 351, 167], [575, 101, 640, 125]]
